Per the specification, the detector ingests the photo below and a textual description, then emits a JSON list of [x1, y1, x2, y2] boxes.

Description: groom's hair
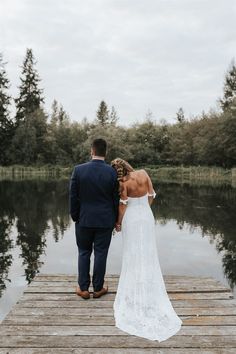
[[91, 138, 107, 157]]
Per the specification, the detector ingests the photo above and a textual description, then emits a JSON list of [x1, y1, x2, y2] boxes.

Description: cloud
[[1, 0, 236, 124]]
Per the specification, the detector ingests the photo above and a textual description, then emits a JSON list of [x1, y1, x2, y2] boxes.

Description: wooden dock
[[0, 274, 235, 353]]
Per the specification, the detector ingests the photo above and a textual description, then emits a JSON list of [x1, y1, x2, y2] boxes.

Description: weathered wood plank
[[168, 292, 233, 300], [4, 314, 236, 326], [0, 325, 236, 336], [28, 278, 231, 291], [17, 299, 116, 308], [17, 299, 236, 309], [3, 315, 115, 326], [11, 304, 236, 316], [0, 335, 236, 348], [22, 292, 235, 301], [29, 274, 231, 286], [29, 282, 229, 292], [20, 293, 117, 301], [1, 349, 236, 354], [24, 286, 232, 295], [182, 316, 236, 325], [18, 291, 234, 300], [31, 277, 224, 286], [34, 274, 216, 280], [8, 307, 115, 316]]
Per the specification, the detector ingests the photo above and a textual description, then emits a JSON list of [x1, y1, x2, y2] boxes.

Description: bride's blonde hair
[[111, 158, 134, 181]]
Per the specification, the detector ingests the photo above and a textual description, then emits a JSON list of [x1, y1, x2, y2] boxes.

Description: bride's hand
[[115, 223, 121, 232]]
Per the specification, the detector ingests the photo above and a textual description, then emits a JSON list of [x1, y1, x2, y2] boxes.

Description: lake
[[0, 178, 235, 322]]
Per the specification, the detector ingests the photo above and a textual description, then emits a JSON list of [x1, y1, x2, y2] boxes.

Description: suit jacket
[[69, 159, 119, 228]]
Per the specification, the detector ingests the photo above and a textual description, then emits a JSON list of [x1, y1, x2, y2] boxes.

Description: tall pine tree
[[96, 100, 110, 126], [109, 106, 119, 125], [176, 107, 185, 123], [50, 99, 59, 127], [0, 53, 13, 165], [220, 60, 236, 112], [15, 48, 44, 125]]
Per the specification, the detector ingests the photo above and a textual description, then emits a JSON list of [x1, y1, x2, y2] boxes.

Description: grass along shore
[[0, 164, 236, 186], [0, 165, 71, 179], [145, 166, 236, 186]]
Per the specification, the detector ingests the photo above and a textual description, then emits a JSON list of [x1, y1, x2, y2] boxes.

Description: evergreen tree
[[50, 99, 59, 127], [176, 107, 185, 123], [15, 48, 44, 125], [109, 106, 119, 125], [11, 116, 37, 165], [58, 104, 70, 125], [145, 109, 153, 122], [42, 100, 59, 164], [31, 108, 48, 163], [96, 100, 109, 126], [50, 99, 69, 126], [0, 53, 13, 165], [220, 60, 236, 112]]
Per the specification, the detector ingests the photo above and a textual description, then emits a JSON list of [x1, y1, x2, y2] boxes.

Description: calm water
[[0, 178, 236, 321]]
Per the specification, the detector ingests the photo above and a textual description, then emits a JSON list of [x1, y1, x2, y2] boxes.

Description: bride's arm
[[146, 172, 156, 205], [115, 183, 128, 231]]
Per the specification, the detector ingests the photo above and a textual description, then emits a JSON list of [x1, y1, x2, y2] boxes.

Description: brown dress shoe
[[93, 286, 108, 298], [76, 286, 90, 299]]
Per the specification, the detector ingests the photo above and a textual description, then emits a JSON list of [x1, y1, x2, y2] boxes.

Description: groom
[[69, 138, 119, 299]]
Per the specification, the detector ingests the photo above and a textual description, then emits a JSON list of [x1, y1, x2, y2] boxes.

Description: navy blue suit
[[69, 159, 119, 291]]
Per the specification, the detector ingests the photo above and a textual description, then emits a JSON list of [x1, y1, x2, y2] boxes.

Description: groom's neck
[[92, 155, 105, 161]]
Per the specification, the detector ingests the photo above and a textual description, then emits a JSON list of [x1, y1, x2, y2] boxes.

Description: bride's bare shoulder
[[135, 169, 149, 177]]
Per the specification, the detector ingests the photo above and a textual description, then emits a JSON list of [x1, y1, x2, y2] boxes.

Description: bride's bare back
[[115, 168, 156, 231], [120, 169, 155, 199]]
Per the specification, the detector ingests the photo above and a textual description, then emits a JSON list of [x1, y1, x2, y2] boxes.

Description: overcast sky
[[1, 0, 236, 125]]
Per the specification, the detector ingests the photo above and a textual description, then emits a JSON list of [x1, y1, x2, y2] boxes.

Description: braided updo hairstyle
[[111, 158, 134, 181]]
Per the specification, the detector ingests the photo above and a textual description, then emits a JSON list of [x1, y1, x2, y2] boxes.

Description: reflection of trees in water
[[16, 221, 47, 282], [0, 179, 70, 293], [0, 216, 13, 296], [153, 182, 236, 288], [49, 181, 70, 242], [0, 181, 15, 296], [218, 237, 236, 288]]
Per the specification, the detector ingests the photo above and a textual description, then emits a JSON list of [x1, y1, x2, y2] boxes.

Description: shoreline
[[0, 165, 236, 187]]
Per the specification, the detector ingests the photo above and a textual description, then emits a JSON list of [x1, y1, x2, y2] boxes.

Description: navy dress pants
[[75, 223, 113, 291]]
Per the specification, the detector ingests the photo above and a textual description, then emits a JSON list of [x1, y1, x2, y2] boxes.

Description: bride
[[111, 158, 182, 341]]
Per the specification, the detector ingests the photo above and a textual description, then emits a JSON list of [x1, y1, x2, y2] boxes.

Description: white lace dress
[[113, 193, 182, 341]]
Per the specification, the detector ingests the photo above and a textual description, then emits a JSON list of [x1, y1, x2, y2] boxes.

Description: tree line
[[0, 49, 236, 168]]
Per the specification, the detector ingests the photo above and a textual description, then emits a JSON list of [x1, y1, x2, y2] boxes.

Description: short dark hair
[[91, 138, 107, 157]]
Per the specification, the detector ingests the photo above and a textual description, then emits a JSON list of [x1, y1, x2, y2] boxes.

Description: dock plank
[[10, 305, 236, 316], [0, 335, 236, 348], [16, 299, 236, 308], [27, 281, 231, 292], [1, 324, 236, 336], [30, 277, 225, 286], [24, 286, 232, 295], [0, 350, 236, 354], [19, 292, 234, 300], [4, 314, 236, 326]]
